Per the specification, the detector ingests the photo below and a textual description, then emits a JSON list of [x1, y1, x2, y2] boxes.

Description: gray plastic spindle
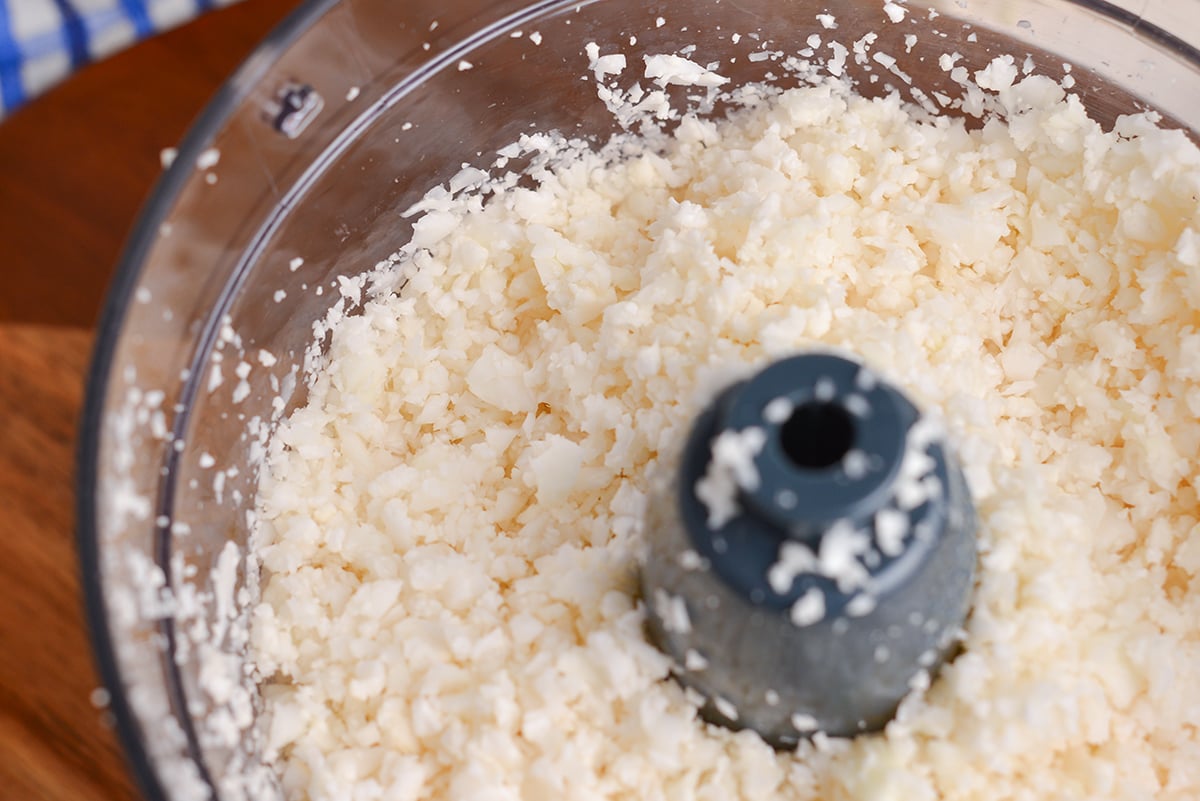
[[640, 352, 976, 746]]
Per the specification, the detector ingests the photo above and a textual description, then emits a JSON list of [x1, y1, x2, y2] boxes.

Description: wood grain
[[0, 1, 299, 799], [0, 0, 300, 328], [0, 325, 136, 801]]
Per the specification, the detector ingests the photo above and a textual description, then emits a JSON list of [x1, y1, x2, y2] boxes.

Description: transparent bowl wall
[[78, 1, 1200, 800]]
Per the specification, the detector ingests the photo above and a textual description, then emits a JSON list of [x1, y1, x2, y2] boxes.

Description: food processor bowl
[[77, 1, 1200, 799]]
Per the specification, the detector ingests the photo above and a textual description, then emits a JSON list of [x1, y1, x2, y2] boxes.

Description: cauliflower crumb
[[683, 648, 709, 671], [250, 52, 1200, 801], [790, 587, 826, 627], [655, 588, 692, 634], [883, 2, 907, 23], [695, 426, 768, 527], [643, 54, 729, 87], [791, 712, 819, 732], [195, 147, 220, 170]]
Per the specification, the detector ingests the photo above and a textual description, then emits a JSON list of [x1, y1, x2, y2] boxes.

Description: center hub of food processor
[[641, 352, 977, 747]]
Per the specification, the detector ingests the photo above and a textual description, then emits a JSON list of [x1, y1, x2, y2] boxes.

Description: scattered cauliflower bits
[[250, 73, 1200, 801]]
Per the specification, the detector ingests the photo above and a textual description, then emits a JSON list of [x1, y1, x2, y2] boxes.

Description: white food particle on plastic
[[826, 40, 849, 76], [875, 508, 910, 556], [655, 589, 692, 634], [678, 549, 707, 571], [695, 426, 767, 527], [713, 696, 739, 721], [643, 54, 729, 87], [684, 649, 709, 671], [768, 541, 817, 594], [791, 712, 819, 732], [195, 147, 220, 170], [206, 364, 223, 392], [846, 594, 877, 617], [90, 687, 111, 708], [842, 448, 870, 479], [763, 396, 794, 424], [586, 41, 627, 79], [844, 394, 870, 417], [790, 587, 826, 627], [883, 2, 907, 23]]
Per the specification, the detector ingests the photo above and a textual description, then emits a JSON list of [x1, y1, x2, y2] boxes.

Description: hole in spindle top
[[780, 401, 855, 470]]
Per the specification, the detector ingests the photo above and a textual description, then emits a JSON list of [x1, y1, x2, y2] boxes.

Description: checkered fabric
[[0, 0, 242, 117]]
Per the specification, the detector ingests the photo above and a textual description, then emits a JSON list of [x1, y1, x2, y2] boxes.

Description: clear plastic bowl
[[77, 1, 1200, 799]]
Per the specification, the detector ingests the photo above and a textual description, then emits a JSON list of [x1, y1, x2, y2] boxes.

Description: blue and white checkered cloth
[[0, 0, 241, 117]]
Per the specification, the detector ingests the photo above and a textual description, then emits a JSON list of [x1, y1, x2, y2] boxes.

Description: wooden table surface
[[0, 1, 299, 798]]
